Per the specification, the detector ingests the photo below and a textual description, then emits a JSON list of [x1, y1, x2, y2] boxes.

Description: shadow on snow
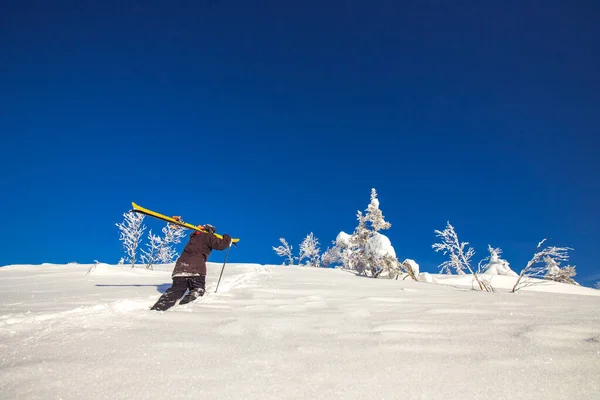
[[95, 283, 170, 293]]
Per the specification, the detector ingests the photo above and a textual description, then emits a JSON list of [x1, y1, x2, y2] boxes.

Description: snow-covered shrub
[[299, 233, 321, 267], [116, 211, 146, 268], [512, 239, 574, 292], [273, 238, 295, 265], [480, 245, 518, 276], [418, 272, 434, 283], [364, 233, 399, 278], [543, 256, 579, 285], [398, 259, 419, 281], [432, 221, 487, 291]]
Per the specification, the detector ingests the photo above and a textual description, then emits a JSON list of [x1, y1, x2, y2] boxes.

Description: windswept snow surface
[[1, 263, 599, 400]]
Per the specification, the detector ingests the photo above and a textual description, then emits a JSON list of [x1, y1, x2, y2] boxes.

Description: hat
[[203, 224, 216, 235]]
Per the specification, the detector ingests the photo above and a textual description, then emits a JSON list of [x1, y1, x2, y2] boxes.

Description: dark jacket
[[172, 231, 231, 277]]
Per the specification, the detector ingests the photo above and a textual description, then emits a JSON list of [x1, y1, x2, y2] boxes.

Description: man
[[150, 218, 232, 311]]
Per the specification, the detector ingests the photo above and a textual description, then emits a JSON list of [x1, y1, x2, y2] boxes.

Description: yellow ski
[[131, 202, 240, 243]]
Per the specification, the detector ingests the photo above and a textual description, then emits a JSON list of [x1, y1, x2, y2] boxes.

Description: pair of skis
[[131, 202, 238, 293]]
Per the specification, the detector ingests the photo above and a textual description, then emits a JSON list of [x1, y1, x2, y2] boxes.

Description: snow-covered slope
[[1, 263, 599, 400]]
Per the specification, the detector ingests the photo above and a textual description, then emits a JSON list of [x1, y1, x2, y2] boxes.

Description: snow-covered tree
[[141, 224, 187, 269], [157, 224, 187, 263], [116, 211, 146, 268], [512, 239, 573, 293], [364, 188, 391, 232], [348, 211, 371, 274], [299, 232, 321, 267], [141, 230, 162, 269], [432, 221, 487, 291], [480, 245, 518, 276], [273, 238, 295, 265], [335, 232, 353, 269], [543, 255, 579, 285], [320, 245, 341, 268], [344, 189, 399, 278], [364, 232, 401, 278]]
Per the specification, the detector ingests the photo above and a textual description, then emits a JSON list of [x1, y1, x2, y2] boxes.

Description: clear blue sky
[[1, 1, 599, 286]]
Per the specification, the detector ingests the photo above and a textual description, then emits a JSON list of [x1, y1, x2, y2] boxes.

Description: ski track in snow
[[0, 264, 268, 332]]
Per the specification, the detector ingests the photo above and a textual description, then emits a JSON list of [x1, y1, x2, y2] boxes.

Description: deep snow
[[0, 262, 599, 400]]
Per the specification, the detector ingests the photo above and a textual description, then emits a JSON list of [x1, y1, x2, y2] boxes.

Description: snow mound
[[419, 272, 434, 283]]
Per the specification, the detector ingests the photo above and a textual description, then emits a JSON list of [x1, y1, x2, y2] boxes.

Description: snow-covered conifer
[[116, 211, 146, 268], [364, 188, 391, 232], [342, 189, 399, 278], [273, 238, 295, 265], [512, 239, 573, 292], [364, 232, 401, 278], [432, 221, 487, 291], [299, 233, 321, 267], [348, 211, 371, 274]]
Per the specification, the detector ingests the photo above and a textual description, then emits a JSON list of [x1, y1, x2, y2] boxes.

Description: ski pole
[[215, 245, 232, 293]]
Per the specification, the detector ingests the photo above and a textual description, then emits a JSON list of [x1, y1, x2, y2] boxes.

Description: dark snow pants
[[150, 276, 206, 311]]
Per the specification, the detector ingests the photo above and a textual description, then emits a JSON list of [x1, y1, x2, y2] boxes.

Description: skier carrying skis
[[150, 217, 232, 311]]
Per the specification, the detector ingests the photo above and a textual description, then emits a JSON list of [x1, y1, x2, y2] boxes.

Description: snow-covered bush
[[480, 245, 518, 276], [273, 238, 295, 265], [543, 255, 578, 285], [116, 211, 146, 268], [512, 239, 574, 292], [299, 233, 321, 267], [399, 259, 420, 281], [364, 232, 399, 278], [432, 221, 487, 291]]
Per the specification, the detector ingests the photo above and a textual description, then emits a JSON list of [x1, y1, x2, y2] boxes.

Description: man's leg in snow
[[179, 276, 206, 305], [150, 277, 188, 311]]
